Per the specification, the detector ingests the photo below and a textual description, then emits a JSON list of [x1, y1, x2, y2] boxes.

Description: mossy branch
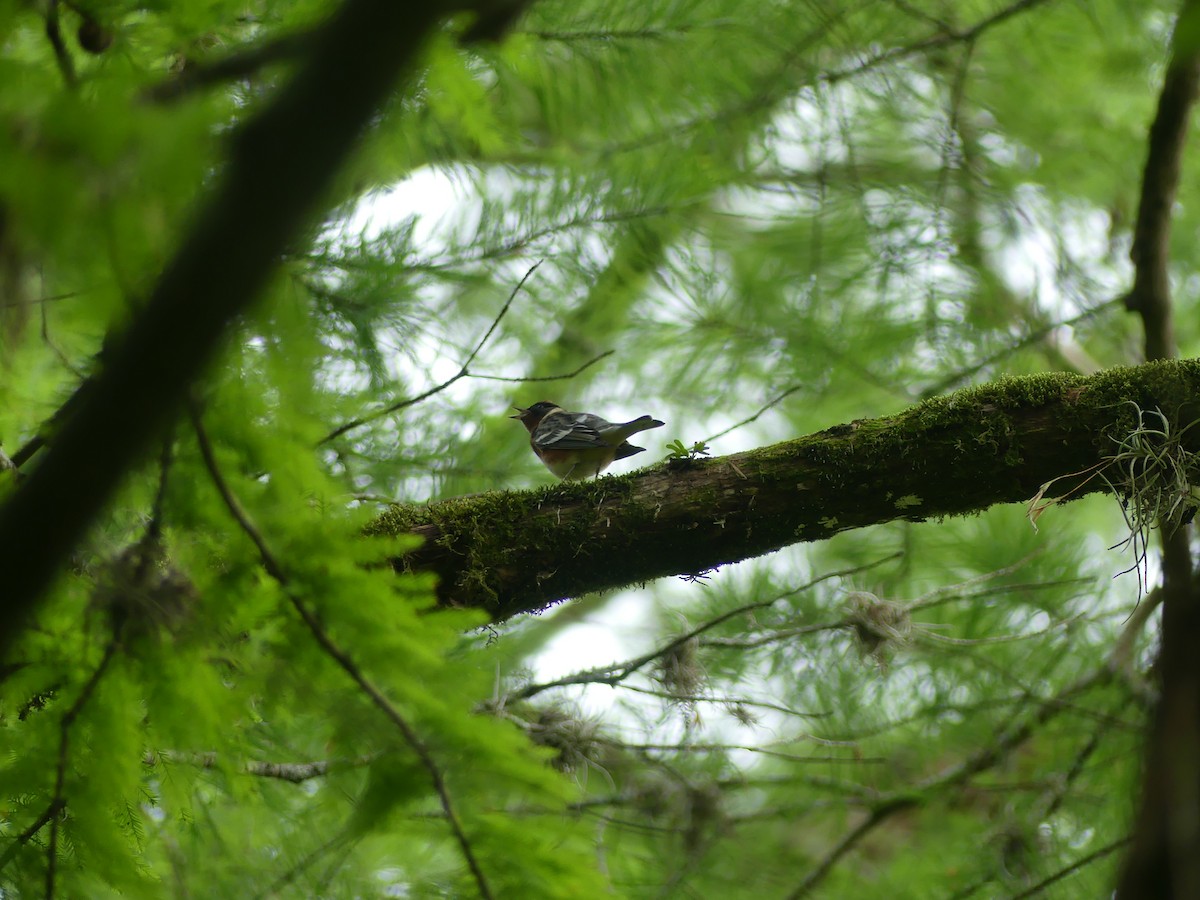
[[368, 359, 1200, 619]]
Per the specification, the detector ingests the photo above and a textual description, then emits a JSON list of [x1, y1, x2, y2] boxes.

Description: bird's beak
[[509, 406, 527, 419]]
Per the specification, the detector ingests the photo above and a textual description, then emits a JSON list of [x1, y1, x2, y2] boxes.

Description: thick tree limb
[[0, 1, 514, 658], [370, 358, 1200, 620], [1117, 3, 1200, 895]]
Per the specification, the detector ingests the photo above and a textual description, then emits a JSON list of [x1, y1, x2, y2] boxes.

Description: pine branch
[[0, 0, 520, 658], [189, 403, 496, 900], [371, 358, 1200, 618]]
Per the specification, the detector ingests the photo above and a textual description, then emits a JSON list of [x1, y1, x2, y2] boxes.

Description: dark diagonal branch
[[0, 0, 466, 658]]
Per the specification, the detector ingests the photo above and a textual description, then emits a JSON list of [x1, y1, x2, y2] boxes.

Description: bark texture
[[369, 359, 1200, 620]]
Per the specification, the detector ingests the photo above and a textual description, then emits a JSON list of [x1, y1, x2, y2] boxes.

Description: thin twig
[[145, 749, 378, 783], [703, 566, 1080, 651], [319, 262, 541, 444], [43, 0, 77, 88], [471, 348, 614, 383], [1006, 835, 1132, 900], [144, 433, 175, 549], [1041, 726, 1106, 820], [603, 740, 883, 764], [787, 798, 918, 899], [509, 552, 902, 702], [920, 299, 1121, 399], [705, 384, 804, 443], [38, 284, 84, 377], [0, 800, 63, 874], [786, 667, 1112, 897], [611, 683, 835, 727], [1108, 585, 1162, 701], [46, 636, 120, 899], [188, 402, 494, 900], [11, 432, 46, 469], [143, 29, 316, 103], [825, 0, 1052, 85]]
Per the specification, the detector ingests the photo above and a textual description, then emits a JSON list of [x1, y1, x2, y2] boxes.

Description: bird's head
[[509, 401, 563, 432]]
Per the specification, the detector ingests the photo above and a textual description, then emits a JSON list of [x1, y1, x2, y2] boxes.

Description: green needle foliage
[[0, 0, 1195, 897]]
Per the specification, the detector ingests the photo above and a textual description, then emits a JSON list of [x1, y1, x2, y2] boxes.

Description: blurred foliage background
[[0, 0, 1193, 896]]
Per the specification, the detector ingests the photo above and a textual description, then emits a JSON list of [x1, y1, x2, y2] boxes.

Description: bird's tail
[[611, 415, 666, 442]]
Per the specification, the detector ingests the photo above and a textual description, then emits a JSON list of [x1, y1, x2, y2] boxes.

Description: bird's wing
[[532, 412, 612, 449]]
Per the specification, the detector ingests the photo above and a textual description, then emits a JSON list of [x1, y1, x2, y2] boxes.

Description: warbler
[[511, 401, 666, 480]]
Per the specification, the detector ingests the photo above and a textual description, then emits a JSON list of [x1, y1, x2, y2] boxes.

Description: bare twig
[[143, 29, 316, 104], [471, 348, 614, 383], [786, 667, 1112, 897], [45, 636, 120, 899], [1041, 726, 1106, 820], [188, 402, 494, 899], [10, 432, 46, 469], [705, 384, 804, 443], [825, 0, 1053, 84], [786, 797, 918, 899], [319, 261, 541, 444], [508, 552, 902, 702], [704, 564, 1084, 651], [43, 0, 77, 88], [144, 434, 175, 549], [610, 683, 836, 729], [1108, 586, 1162, 701], [1008, 835, 1132, 900], [0, 800, 63, 874], [603, 740, 883, 764], [920, 299, 1122, 399]]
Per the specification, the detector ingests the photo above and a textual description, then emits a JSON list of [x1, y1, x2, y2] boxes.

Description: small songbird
[[511, 401, 666, 480]]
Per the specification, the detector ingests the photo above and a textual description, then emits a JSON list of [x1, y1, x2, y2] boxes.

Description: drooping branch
[[370, 358, 1200, 620]]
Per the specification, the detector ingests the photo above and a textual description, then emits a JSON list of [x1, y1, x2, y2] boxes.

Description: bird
[[510, 401, 666, 480]]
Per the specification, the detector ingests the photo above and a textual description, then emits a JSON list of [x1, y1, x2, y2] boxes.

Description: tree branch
[[319, 261, 541, 445], [189, 402, 495, 899], [787, 666, 1112, 897], [142, 29, 316, 104], [370, 359, 1200, 619], [1124, 1, 1200, 362], [0, 0, 474, 658], [1117, 3, 1200, 894]]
